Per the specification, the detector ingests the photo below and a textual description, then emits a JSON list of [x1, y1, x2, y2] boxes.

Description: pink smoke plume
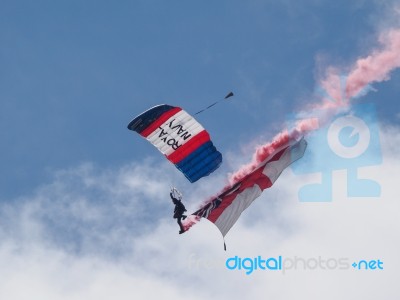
[[320, 29, 400, 105], [346, 29, 400, 98], [232, 28, 400, 185], [183, 28, 400, 231]]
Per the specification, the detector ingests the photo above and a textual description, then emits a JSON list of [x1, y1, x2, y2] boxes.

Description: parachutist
[[170, 192, 187, 234]]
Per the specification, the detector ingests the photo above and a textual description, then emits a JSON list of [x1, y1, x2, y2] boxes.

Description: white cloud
[[0, 125, 399, 299]]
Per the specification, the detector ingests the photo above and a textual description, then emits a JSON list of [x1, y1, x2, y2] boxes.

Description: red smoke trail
[[346, 29, 400, 99], [319, 29, 400, 107], [184, 28, 400, 231], [232, 29, 400, 185]]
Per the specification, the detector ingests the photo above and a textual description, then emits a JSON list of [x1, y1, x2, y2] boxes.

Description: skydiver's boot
[[178, 218, 185, 234]]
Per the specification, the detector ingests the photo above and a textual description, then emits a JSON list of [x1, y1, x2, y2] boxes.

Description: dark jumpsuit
[[171, 193, 187, 233]]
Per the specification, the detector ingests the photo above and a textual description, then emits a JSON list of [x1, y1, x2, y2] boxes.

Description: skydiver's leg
[[177, 217, 185, 234]]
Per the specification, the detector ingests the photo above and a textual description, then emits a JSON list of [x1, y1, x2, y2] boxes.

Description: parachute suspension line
[[194, 92, 234, 115]]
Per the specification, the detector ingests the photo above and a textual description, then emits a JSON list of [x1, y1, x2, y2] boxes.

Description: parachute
[[127, 104, 222, 183], [187, 137, 307, 240]]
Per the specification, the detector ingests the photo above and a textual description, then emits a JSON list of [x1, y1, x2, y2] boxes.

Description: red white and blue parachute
[[127, 104, 222, 183]]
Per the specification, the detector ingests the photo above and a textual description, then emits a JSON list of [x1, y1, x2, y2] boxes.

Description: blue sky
[[2, 0, 398, 198], [1, 1, 400, 299]]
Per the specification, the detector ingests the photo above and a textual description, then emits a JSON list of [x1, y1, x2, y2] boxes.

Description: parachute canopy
[[190, 137, 307, 237], [127, 104, 222, 183]]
